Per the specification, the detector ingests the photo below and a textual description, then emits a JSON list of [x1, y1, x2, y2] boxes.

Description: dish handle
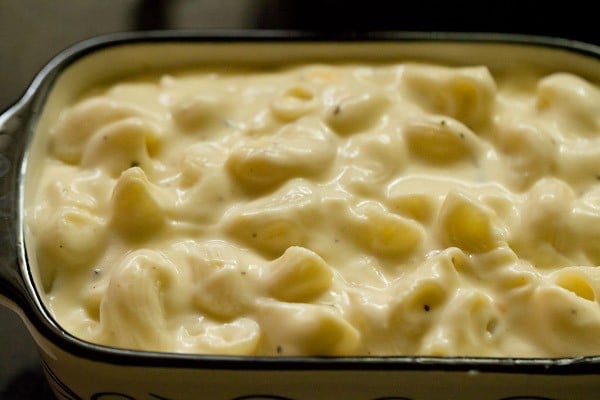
[[0, 99, 33, 309]]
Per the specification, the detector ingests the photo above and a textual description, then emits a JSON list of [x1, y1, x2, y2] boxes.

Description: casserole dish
[[2, 30, 600, 399]]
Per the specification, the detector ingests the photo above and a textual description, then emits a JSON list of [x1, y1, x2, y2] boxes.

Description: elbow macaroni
[[26, 62, 600, 357]]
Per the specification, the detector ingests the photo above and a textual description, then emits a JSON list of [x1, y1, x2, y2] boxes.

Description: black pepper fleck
[[276, 345, 283, 354], [333, 105, 341, 115], [424, 304, 430, 312]]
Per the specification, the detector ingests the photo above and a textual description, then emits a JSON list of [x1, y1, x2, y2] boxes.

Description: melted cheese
[[27, 62, 600, 357]]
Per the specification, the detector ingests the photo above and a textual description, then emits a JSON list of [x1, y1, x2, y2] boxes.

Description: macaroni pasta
[[27, 62, 600, 357]]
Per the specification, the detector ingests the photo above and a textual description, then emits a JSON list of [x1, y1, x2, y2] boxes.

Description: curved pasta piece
[[110, 167, 172, 241], [419, 289, 503, 356], [226, 116, 336, 190], [348, 201, 424, 259], [499, 262, 541, 297], [176, 172, 233, 225], [430, 246, 470, 275], [98, 249, 186, 351], [401, 278, 448, 315], [386, 192, 437, 224], [81, 278, 107, 323], [403, 115, 481, 164], [337, 130, 407, 196], [179, 318, 261, 355], [38, 165, 108, 212], [270, 83, 319, 121], [193, 264, 255, 320], [510, 178, 578, 267], [391, 248, 461, 311], [387, 281, 449, 352], [569, 209, 600, 265], [387, 175, 515, 204], [178, 142, 228, 187], [438, 191, 506, 253], [170, 239, 264, 296], [223, 208, 306, 258], [323, 89, 389, 135], [264, 246, 333, 302], [50, 97, 150, 164], [386, 176, 470, 225], [569, 192, 600, 264], [465, 248, 540, 298], [492, 123, 557, 190], [402, 64, 496, 128], [30, 167, 113, 290], [34, 206, 108, 279], [174, 143, 234, 224], [256, 300, 360, 356], [356, 248, 461, 354], [81, 117, 161, 178], [244, 108, 282, 137], [46, 179, 95, 211], [537, 73, 600, 136], [550, 267, 600, 302], [223, 181, 319, 257], [170, 239, 263, 277], [171, 94, 230, 133], [344, 288, 392, 355], [529, 285, 600, 356], [557, 140, 600, 188]]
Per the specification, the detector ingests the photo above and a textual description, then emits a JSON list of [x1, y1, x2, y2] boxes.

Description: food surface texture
[[27, 61, 600, 357]]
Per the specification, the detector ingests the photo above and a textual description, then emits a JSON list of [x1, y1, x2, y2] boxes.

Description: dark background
[[1, 1, 599, 398]]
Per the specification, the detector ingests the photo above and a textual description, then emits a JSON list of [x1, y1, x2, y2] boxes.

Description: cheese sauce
[[27, 63, 600, 357]]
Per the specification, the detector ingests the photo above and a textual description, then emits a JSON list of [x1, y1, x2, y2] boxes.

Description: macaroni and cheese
[[27, 62, 600, 357]]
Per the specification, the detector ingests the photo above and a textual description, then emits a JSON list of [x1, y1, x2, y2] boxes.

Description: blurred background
[[0, 0, 598, 397]]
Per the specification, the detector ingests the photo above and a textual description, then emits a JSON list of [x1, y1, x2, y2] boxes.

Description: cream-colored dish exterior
[[27, 44, 600, 359]]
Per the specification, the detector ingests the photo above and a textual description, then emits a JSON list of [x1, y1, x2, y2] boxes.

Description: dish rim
[[5, 29, 600, 372]]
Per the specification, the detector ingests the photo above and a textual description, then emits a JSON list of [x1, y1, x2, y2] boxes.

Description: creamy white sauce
[[27, 62, 600, 357]]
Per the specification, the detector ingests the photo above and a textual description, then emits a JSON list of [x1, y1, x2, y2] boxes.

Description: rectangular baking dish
[[2, 30, 600, 400]]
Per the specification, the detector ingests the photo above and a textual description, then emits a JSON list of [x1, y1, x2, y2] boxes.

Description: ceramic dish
[[2, 31, 600, 400]]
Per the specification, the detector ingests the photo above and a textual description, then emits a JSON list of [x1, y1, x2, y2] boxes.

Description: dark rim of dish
[[6, 30, 600, 372]]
